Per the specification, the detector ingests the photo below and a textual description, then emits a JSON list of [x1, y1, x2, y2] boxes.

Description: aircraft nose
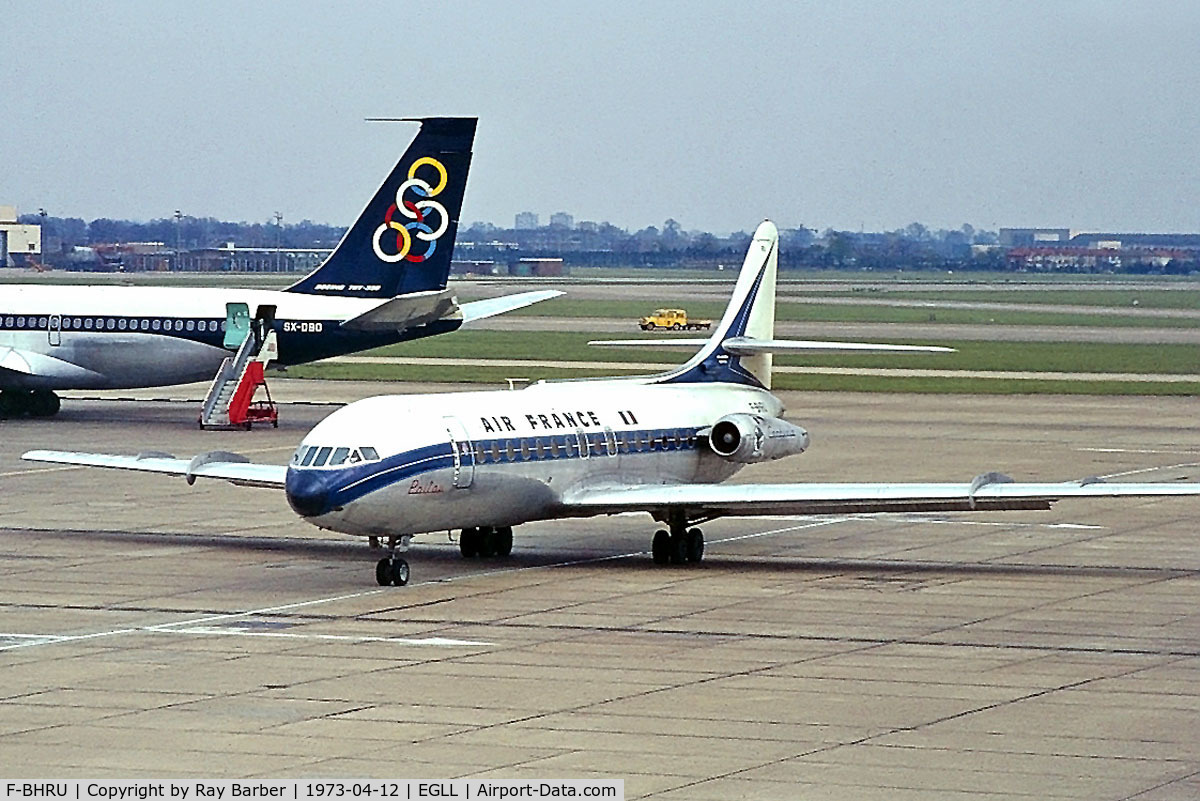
[[285, 467, 334, 518]]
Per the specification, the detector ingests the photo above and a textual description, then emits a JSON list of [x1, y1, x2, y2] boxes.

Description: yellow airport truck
[[638, 308, 712, 331]]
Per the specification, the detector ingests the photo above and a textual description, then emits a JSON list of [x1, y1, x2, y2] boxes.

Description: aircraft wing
[[559, 475, 1200, 518], [1, 346, 106, 382], [340, 289, 562, 331], [459, 290, 563, 324], [339, 289, 459, 331], [22, 450, 287, 489]]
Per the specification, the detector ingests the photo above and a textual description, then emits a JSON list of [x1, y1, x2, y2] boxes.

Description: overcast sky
[[2, 1, 1198, 235]]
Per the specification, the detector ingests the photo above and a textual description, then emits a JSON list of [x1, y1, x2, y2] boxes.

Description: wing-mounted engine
[[706, 413, 809, 464]]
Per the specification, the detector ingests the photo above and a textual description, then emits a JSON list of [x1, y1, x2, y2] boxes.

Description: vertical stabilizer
[[656, 220, 779, 388], [286, 117, 476, 298]]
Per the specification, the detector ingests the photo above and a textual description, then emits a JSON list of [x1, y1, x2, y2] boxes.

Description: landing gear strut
[[0, 389, 61, 418], [374, 535, 410, 586], [651, 511, 704, 566], [459, 526, 514, 559]]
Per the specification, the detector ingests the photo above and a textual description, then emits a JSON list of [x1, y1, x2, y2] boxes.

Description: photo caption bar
[[1, 783, 623, 801]]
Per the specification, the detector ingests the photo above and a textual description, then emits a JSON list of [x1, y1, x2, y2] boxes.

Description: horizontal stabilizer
[[460, 290, 564, 324], [588, 337, 954, 353], [22, 450, 287, 490], [340, 290, 460, 331]]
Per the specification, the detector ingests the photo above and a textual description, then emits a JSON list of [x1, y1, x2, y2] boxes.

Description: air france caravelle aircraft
[[25, 221, 1200, 586], [0, 117, 558, 418]]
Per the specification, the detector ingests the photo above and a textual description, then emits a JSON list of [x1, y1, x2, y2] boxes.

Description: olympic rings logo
[[371, 156, 451, 264]]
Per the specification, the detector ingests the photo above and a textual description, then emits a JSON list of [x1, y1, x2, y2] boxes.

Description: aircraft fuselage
[[284, 380, 791, 537], [0, 284, 459, 390]]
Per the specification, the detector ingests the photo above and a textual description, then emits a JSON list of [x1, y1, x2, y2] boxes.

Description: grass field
[[514, 298, 1199, 328], [357, 330, 1200, 374], [281, 329, 1200, 395]]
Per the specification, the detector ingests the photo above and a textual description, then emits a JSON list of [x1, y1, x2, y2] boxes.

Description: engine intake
[[708, 413, 809, 464]]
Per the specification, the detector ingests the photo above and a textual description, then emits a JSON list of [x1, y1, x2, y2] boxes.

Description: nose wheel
[[374, 535, 411, 586], [376, 556, 410, 586]]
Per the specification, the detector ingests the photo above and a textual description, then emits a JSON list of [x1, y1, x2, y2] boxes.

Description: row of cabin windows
[[472, 429, 698, 465], [291, 445, 381, 468], [2, 315, 224, 333], [289, 429, 699, 472]]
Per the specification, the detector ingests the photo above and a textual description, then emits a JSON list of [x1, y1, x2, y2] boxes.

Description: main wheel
[[671, 322, 681, 330], [0, 391, 28, 417], [645, 322, 656, 330], [670, 531, 688, 565], [478, 527, 498, 558], [389, 558, 410, 586], [686, 528, 704, 563], [496, 526, 514, 557], [29, 391, 61, 418], [459, 527, 479, 558], [652, 529, 671, 565], [375, 558, 391, 586]]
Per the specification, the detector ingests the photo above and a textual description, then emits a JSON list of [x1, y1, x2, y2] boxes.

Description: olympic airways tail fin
[[286, 117, 476, 299]]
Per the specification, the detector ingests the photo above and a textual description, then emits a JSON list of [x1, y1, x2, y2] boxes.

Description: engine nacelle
[[707, 413, 810, 464]]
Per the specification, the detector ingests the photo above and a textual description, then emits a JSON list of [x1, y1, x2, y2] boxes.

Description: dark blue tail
[[287, 117, 476, 298]]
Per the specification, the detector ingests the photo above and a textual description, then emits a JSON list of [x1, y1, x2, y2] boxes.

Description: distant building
[[450, 259, 499, 276], [1002, 228, 1200, 272], [998, 228, 1072, 247], [508, 257, 566, 277], [514, 211, 539, 230], [119, 244, 330, 273], [549, 211, 574, 229], [0, 205, 42, 266]]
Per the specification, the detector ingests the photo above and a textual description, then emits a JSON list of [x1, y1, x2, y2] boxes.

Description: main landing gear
[[375, 535, 410, 586], [459, 526, 514, 559], [0, 389, 61, 418], [651, 511, 705, 566]]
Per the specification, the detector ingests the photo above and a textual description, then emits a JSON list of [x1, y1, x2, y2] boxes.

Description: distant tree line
[[19, 213, 1196, 274]]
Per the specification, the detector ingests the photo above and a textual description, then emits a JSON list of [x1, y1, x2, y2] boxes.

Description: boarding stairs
[[198, 329, 279, 430]]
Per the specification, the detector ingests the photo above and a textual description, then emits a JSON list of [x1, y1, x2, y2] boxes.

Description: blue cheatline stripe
[[292, 426, 706, 511]]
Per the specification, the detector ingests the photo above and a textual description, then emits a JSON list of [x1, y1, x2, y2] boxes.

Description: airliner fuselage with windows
[[0, 285, 457, 390], [0, 118, 557, 417], [284, 381, 783, 537]]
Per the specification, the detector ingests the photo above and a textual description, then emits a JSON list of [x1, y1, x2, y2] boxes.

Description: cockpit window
[[290, 446, 307, 465], [312, 446, 333, 467], [361, 446, 380, 461], [300, 447, 318, 466], [328, 447, 351, 467]]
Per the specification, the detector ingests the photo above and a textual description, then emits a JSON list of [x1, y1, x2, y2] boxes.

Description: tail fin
[[286, 117, 476, 298], [656, 220, 779, 389]]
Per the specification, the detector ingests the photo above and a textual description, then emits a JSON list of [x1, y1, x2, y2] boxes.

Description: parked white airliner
[[25, 221, 1200, 586], [1, 117, 558, 418]]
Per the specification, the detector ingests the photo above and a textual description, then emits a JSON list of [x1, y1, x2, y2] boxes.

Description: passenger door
[[443, 416, 475, 489], [224, 302, 251, 350]]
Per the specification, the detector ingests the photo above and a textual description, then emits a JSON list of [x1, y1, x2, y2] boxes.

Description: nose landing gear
[[374, 535, 411, 586]]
